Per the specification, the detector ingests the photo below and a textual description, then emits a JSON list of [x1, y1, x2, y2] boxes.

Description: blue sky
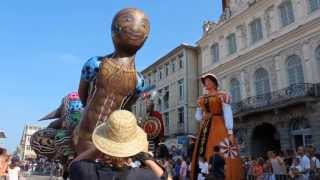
[[0, 0, 221, 153]]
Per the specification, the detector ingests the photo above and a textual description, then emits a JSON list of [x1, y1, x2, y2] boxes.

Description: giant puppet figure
[[142, 101, 165, 156], [74, 8, 149, 154], [190, 74, 242, 180], [30, 92, 83, 164]]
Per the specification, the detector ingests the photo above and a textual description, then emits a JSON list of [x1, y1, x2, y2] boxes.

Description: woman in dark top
[[69, 110, 166, 180]]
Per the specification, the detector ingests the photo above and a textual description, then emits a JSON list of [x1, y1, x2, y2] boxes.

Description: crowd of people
[[243, 146, 320, 180], [2, 112, 320, 180], [0, 147, 65, 180]]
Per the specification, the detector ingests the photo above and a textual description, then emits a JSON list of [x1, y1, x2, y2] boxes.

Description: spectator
[[263, 159, 274, 180], [207, 146, 225, 180], [69, 110, 166, 180], [196, 156, 208, 180], [253, 158, 264, 180], [0, 148, 9, 180], [179, 157, 187, 180], [308, 145, 320, 179], [296, 146, 311, 180], [284, 149, 295, 173], [268, 150, 287, 179], [289, 158, 303, 180], [174, 159, 181, 180], [7, 158, 21, 180]]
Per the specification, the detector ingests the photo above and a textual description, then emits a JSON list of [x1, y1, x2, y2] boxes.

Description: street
[[25, 176, 63, 180]]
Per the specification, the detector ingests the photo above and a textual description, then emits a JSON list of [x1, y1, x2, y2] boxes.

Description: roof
[[141, 43, 197, 74]]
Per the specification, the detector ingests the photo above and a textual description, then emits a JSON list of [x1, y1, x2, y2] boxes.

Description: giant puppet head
[[111, 8, 150, 55]]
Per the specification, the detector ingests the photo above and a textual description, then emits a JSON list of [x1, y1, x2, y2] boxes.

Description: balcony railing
[[231, 83, 320, 115]]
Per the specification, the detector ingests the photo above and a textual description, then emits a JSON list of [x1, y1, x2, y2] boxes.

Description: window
[[178, 107, 184, 124], [227, 33, 237, 55], [132, 105, 136, 115], [158, 67, 163, 80], [164, 112, 169, 133], [309, 0, 320, 12], [290, 118, 312, 148], [211, 43, 220, 63], [178, 54, 184, 69], [163, 86, 169, 109], [171, 59, 176, 73], [250, 18, 263, 44], [178, 79, 184, 101], [157, 98, 162, 112], [254, 68, 271, 95], [287, 55, 304, 85], [279, 1, 295, 27], [148, 75, 152, 86], [139, 102, 143, 116], [316, 46, 320, 75], [230, 78, 241, 103], [165, 63, 169, 77]]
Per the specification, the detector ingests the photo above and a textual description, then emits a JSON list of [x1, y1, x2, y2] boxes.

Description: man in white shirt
[[308, 146, 320, 178], [297, 146, 310, 180], [197, 156, 208, 180]]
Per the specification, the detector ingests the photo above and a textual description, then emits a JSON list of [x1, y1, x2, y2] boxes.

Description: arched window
[[278, 0, 295, 27], [254, 68, 271, 95], [287, 55, 304, 85], [230, 78, 241, 103], [290, 118, 312, 148]]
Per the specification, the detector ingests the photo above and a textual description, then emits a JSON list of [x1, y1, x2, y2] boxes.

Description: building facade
[[198, 0, 320, 156], [133, 44, 199, 138], [19, 125, 42, 160]]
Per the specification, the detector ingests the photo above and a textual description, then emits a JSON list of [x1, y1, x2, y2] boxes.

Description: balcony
[[231, 83, 320, 117]]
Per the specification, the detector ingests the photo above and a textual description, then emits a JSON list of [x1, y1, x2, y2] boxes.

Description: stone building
[[133, 44, 199, 138], [18, 125, 43, 160], [198, 0, 320, 156]]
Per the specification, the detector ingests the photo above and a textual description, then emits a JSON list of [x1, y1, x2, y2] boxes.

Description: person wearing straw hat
[[190, 73, 243, 180], [69, 110, 167, 180]]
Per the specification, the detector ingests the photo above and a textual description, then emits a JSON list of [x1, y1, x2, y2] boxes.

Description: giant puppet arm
[[78, 79, 89, 107]]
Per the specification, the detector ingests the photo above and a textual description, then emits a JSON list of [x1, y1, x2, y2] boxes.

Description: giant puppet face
[[111, 8, 150, 55]]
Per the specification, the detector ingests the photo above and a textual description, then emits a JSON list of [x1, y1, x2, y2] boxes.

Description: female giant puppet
[[74, 8, 149, 154], [191, 74, 242, 180]]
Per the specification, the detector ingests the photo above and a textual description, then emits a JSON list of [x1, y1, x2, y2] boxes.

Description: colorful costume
[[191, 95, 242, 180]]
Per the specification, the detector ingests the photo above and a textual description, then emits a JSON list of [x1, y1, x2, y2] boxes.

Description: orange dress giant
[[191, 95, 242, 180]]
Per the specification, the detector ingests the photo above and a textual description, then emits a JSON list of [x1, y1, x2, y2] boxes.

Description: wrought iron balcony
[[231, 83, 320, 116]]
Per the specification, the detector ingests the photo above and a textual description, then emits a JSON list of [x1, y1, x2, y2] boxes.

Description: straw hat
[[200, 73, 219, 87], [92, 110, 148, 158]]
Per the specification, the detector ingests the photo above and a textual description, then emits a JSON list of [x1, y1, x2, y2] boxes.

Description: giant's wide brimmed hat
[[92, 110, 148, 158], [200, 73, 219, 87]]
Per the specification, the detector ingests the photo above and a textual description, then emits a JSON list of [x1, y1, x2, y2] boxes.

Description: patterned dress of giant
[[75, 56, 145, 153]]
